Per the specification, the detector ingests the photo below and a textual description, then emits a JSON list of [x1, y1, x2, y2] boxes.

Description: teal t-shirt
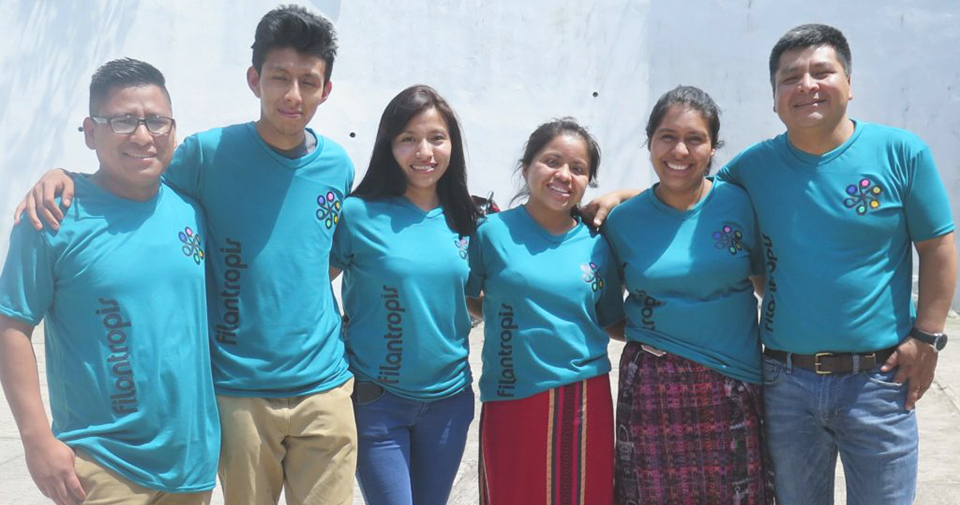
[[163, 122, 354, 397], [0, 178, 219, 492], [718, 120, 955, 353], [466, 206, 624, 402], [603, 179, 764, 384], [331, 196, 471, 400]]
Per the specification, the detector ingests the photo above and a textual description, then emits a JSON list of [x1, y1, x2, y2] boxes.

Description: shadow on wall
[[0, 2, 136, 258], [1, 1, 137, 175]]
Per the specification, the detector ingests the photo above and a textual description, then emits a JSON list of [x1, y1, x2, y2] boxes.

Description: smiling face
[[247, 47, 332, 150], [773, 44, 852, 136], [648, 105, 715, 200], [84, 84, 176, 201], [523, 133, 591, 217], [391, 107, 451, 206]]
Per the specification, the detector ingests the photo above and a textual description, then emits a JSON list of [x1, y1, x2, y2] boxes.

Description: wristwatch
[[909, 327, 948, 353]]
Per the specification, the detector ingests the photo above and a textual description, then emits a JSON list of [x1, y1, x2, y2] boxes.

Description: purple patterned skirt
[[615, 342, 774, 505]]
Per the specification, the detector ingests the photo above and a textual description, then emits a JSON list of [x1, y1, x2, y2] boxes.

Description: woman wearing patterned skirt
[[467, 118, 625, 505], [603, 86, 774, 504]]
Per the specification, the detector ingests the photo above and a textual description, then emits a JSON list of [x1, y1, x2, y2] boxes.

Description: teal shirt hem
[[72, 445, 216, 493]]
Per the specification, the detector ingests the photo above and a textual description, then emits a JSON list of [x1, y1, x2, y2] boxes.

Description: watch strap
[[910, 327, 948, 351]]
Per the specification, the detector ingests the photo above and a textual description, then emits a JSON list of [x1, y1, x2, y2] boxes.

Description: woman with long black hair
[[330, 85, 480, 505]]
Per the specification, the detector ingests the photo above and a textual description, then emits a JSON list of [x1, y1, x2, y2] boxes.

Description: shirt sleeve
[[747, 208, 766, 277], [465, 229, 485, 298], [161, 135, 204, 200], [344, 158, 355, 195], [595, 239, 625, 328], [330, 201, 354, 270], [904, 145, 955, 242], [0, 223, 56, 326], [715, 156, 743, 187]]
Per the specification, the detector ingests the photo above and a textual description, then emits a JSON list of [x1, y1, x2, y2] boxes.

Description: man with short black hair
[[0, 57, 219, 505], [15, 6, 358, 505], [720, 23, 957, 505]]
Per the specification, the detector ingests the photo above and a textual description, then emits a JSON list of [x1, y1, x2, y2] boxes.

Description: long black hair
[[352, 85, 480, 237]]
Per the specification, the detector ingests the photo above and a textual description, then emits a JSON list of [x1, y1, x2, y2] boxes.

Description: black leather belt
[[763, 347, 896, 375]]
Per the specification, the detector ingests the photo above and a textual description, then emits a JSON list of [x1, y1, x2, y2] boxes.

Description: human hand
[[580, 189, 638, 228], [881, 337, 939, 410], [13, 169, 76, 231], [23, 435, 85, 505]]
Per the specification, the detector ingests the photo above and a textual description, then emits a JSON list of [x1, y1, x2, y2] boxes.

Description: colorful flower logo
[[316, 191, 342, 229], [843, 178, 883, 215], [580, 262, 604, 292], [454, 237, 469, 259], [713, 225, 743, 255], [178, 226, 204, 264]]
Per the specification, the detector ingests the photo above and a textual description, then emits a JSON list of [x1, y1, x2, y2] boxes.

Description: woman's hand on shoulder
[[581, 189, 641, 228]]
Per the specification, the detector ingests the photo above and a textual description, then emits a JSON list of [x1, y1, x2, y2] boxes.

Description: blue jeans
[[353, 383, 475, 505], [762, 355, 918, 505]]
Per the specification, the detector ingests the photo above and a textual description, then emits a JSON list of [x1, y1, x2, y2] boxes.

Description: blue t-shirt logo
[[178, 226, 204, 264], [316, 191, 343, 229], [580, 262, 604, 292], [713, 225, 744, 255], [454, 237, 469, 259], [843, 178, 883, 215]]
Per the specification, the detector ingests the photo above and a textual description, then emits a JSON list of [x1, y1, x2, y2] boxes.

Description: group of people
[[0, 4, 954, 505]]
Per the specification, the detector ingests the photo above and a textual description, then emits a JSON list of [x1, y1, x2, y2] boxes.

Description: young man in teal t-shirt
[[0, 59, 219, 505], [14, 7, 358, 505], [717, 24, 957, 505]]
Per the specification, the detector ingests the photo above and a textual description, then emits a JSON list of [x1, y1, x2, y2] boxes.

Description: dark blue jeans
[[353, 384, 474, 505]]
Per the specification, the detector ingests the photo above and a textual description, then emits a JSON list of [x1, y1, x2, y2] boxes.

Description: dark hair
[[511, 117, 601, 207], [89, 58, 170, 116], [769, 23, 851, 90], [352, 85, 480, 237], [645, 85, 723, 169], [251, 4, 338, 82]]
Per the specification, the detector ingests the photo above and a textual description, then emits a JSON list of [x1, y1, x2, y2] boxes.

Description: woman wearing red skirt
[[467, 118, 625, 505]]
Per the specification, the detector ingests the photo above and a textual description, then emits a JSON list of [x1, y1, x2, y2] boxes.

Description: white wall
[[1, 0, 958, 307]]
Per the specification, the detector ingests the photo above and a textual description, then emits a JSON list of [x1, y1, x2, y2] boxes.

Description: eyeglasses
[[90, 114, 176, 135]]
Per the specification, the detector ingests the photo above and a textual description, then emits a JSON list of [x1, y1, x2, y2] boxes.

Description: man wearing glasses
[[12, 6, 358, 505], [0, 58, 219, 505]]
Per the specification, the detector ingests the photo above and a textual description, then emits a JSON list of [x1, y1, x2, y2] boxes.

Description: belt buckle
[[814, 352, 834, 375], [641, 344, 667, 357]]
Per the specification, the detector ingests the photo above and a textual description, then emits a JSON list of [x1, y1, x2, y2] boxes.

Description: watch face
[[935, 334, 948, 351]]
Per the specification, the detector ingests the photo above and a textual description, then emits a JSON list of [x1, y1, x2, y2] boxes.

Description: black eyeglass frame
[[89, 114, 176, 135]]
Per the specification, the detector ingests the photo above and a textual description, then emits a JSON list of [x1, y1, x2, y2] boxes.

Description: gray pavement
[[2, 317, 959, 505]]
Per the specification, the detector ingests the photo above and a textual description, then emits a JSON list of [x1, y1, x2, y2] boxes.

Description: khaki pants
[[74, 451, 212, 505], [216, 378, 357, 505]]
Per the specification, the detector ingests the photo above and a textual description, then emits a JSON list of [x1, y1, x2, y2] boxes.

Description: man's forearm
[[914, 232, 958, 333], [0, 317, 53, 444]]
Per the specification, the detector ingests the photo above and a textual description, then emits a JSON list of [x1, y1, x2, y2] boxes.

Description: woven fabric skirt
[[479, 373, 614, 505], [615, 342, 774, 505]]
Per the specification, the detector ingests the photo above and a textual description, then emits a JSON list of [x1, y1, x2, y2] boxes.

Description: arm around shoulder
[[581, 188, 641, 228], [13, 169, 77, 232]]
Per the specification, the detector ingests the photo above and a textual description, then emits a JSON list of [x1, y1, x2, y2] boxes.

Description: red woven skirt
[[614, 342, 774, 505], [479, 374, 614, 505]]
